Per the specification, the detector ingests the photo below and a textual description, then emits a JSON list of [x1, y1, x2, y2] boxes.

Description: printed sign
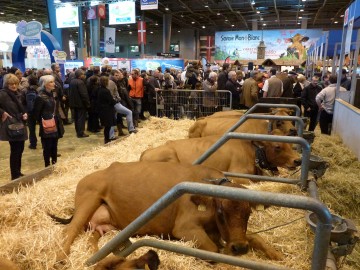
[[105, 27, 116, 53], [55, 6, 79, 28], [52, 50, 67, 64], [140, 0, 158, 10], [130, 59, 184, 71], [16, 20, 42, 47], [109, 1, 136, 25], [215, 29, 322, 61]]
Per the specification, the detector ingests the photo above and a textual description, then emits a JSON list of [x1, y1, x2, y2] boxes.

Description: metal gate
[[156, 89, 232, 119]]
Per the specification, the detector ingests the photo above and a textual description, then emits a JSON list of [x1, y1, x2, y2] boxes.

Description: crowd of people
[[0, 61, 352, 180]]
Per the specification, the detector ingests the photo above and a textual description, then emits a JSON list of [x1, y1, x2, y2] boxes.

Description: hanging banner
[[215, 29, 322, 62], [205, 36, 214, 61], [87, 7, 97, 20], [345, 17, 354, 55], [105, 27, 116, 53], [140, 0, 158, 10], [16, 20, 42, 47], [137, 21, 146, 45], [109, 1, 136, 25], [98, 5, 106, 20]]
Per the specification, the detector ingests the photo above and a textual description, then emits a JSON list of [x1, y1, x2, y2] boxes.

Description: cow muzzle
[[229, 241, 249, 255]]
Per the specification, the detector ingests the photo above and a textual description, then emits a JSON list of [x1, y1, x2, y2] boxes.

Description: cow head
[[191, 181, 251, 256], [291, 33, 309, 43], [253, 129, 302, 170], [269, 108, 297, 136]]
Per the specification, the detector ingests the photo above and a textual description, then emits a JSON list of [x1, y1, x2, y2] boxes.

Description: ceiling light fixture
[[251, 1, 255, 5], [217, 13, 220, 15], [28, 9, 32, 12], [155, 23, 158, 26], [150, 31, 153, 34], [165, 7, 169, 11], [129, 31, 132, 34], [299, 16, 303, 19], [204, 5, 208, 8], [256, 11, 260, 14], [0, 12, 4, 15], [191, 21, 195, 24], [340, 14, 344, 17], [231, 24, 235, 27], [300, 9, 304, 12], [202, 25, 206, 28], [297, 22, 301, 24], [334, 21, 338, 24], [263, 23, 266, 26], [260, 17, 263, 21], [178, 30, 181, 32]]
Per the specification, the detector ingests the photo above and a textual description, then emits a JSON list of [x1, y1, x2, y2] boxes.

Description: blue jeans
[[114, 103, 135, 131]]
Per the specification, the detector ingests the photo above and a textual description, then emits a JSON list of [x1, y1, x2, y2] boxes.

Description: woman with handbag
[[33, 75, 63, 167], [0, 74, 28, 180]]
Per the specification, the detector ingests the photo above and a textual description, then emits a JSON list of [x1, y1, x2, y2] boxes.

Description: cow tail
[[48, 213, 73, 224]]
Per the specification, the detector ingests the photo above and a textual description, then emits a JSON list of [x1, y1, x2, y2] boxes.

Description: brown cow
[[0, 258, 20, 270], [189, 109, 296, 138], [51, 161, 283, 264], [94, 250, 160, 270], [287, 33, 309, 61], [141, 130, 301, 178]]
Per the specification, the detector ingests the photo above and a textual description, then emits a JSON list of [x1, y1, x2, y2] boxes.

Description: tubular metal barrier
[[156, 89, 232, 119], [85, 182, 332, 270], [245, 103, 301, 117], [192, 132, 311, 189], [226, 114, 305, 137]]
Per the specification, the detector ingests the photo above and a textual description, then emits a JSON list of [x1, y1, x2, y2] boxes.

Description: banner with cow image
[[215, 29, 323, 62]]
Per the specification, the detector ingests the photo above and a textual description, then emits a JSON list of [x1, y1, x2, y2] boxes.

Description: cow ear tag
[[145, 264, 150, 270], [198, 204, 207, 212]]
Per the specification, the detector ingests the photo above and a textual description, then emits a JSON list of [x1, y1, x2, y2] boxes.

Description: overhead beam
[[273, 0, 281, 26], [224, 0, 249, 29], [313, 0, 327, 25]]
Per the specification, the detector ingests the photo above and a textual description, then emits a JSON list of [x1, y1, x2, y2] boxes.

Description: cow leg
[[246, 233, 284, 260], [172, 204, 218, 253], [89, 231, 101, 253], [56, 199, 102, 262]]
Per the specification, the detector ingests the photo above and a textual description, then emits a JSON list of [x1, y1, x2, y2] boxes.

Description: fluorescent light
[[299, 16, 303, 19], [28, 9, 32, 12]]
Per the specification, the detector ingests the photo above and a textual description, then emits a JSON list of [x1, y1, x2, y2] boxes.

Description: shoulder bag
[[42, 100, 58, 134]]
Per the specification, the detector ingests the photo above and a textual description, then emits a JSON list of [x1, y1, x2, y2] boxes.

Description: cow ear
[[190, 195, 211, 206], [252, 140, 265, 148]]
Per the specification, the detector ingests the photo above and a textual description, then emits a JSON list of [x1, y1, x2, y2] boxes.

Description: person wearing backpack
[[25, 75, 39, 149]]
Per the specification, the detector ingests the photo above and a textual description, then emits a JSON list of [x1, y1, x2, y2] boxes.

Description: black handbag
[[7, 119, 25, 138]]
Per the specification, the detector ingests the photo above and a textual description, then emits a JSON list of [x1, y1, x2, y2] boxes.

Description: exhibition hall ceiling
[[0, 0, 353, 36]]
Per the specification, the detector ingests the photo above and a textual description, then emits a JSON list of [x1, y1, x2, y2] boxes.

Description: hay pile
[[0, 118, 358, 270]]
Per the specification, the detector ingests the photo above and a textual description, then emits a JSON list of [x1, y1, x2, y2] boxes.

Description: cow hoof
[[267, 250, 284, 261]]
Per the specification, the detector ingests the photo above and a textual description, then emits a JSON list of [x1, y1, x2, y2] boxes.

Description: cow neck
[[252, 142, 277, 176]]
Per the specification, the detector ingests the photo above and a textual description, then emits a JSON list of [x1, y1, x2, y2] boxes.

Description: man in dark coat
[[301, 76, 323, 131], [217, 63, 231, 91], [225, 70, 241, 109], [69, 69, 90, 138]]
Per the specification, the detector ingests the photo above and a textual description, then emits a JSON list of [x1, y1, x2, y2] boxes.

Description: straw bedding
[[0, 118, 358, 270]]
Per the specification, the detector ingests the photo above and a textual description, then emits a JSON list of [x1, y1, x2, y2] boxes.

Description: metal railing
[[86, 182, 332, 270], [156, 89, 232, 119], [193, 132, 310, 189]]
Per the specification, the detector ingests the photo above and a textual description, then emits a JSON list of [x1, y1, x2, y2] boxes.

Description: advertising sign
[[105, 27, 116, 53], [130, 59, 184, 71], [140, 0, 158, 10], [56, 6, 79, 28], [16, 20, 42, 47], [215, 29, 322, 61], [109, 1, 136, 25], [64, 60, 84, 74], [345, 17, 354, 55], [52, 50, 67, 64]]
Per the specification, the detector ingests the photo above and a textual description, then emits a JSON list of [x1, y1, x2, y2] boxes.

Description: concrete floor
[[0, 122, 136, 185]]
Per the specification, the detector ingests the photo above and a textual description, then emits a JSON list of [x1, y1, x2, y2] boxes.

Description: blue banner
[[130, 59, 184, 71]]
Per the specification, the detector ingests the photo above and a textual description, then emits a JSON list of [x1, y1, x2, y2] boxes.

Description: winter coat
[[33, 89, 64, 139], [97, 86, 116, 127], [0, 88, 28, 141], [69, 78, 90, 109]]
